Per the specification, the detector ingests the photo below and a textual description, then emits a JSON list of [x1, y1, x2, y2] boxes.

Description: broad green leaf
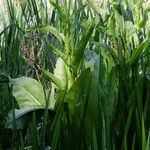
[[84, 50, 106, 148], [100, 67, 117, 149], [9, 76, 46, 107], [115, 11, 124, 33], [124, 21, 139, 45], [105, 68, 117, 123], [48, 58, 67, 109], [64, 68, 92, 116], [5, 106, 44, 129], [53, 57, 67, 85]]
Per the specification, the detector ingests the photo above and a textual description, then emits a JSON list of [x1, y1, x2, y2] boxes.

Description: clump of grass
[[0, 0, 150, 149]]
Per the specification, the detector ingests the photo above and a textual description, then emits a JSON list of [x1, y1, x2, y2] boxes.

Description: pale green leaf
[[9, 77, 46, 107]]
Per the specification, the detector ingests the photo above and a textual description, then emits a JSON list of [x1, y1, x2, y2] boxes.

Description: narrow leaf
[[142, 114, 146, 150], [48, 44, 69, 66], [41, 69, 65, 90], [127, 41, 148, 66], [71, 23, 94, 69], [49, 0, 69, 25]]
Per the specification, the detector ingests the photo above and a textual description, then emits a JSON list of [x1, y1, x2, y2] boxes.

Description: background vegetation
[[0, 0, 150, 149]]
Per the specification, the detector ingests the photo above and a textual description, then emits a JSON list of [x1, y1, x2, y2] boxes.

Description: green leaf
[[46, 57, 67, 109], [137, 7, 150, 31], [115, 11, 125, 33], [93, 127, 98, 150], [142, 114, 146, 150], [73, 4, 87, 17], [121, 107, 133, 149], [84, 50, 101, 147], [51, 103, 63, 150], [71, 23, 94, 70], [51, 90, 67, 149], [9, 76, 46, 107], [64, 68, 92, 116], [93, 42, 118, 65], [124, 21, 139, 45], [49, 0, 69, 26], [131, 134, 136, 150], [41, 69, 65, 90], [48, 44, 69, 66], [87, 0, 99, 14], [127, 40, 148, 66], [5, 106, 44, 129], [113, 3, 133, 22], [100, 67, 117, 149], [108, 13, 118, 39]]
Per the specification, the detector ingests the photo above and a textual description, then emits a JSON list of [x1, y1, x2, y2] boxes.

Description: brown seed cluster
[[20, 31, 44, 80]]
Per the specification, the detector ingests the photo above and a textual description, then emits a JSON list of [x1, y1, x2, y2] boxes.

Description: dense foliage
[[0, 0, 150, 149]]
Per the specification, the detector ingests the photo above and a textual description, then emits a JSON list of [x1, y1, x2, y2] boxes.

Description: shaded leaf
[[6, 106, 44, 129], [127, 40, 148, 66]]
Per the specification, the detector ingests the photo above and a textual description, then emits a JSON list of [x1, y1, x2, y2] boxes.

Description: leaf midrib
[[12, 79, 42, 106]]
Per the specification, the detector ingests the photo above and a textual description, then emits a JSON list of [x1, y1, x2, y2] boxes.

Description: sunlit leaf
[[9, 76, 46, 107]]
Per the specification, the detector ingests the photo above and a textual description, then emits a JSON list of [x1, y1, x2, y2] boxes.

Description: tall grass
[[0, 0, 150, 149]]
